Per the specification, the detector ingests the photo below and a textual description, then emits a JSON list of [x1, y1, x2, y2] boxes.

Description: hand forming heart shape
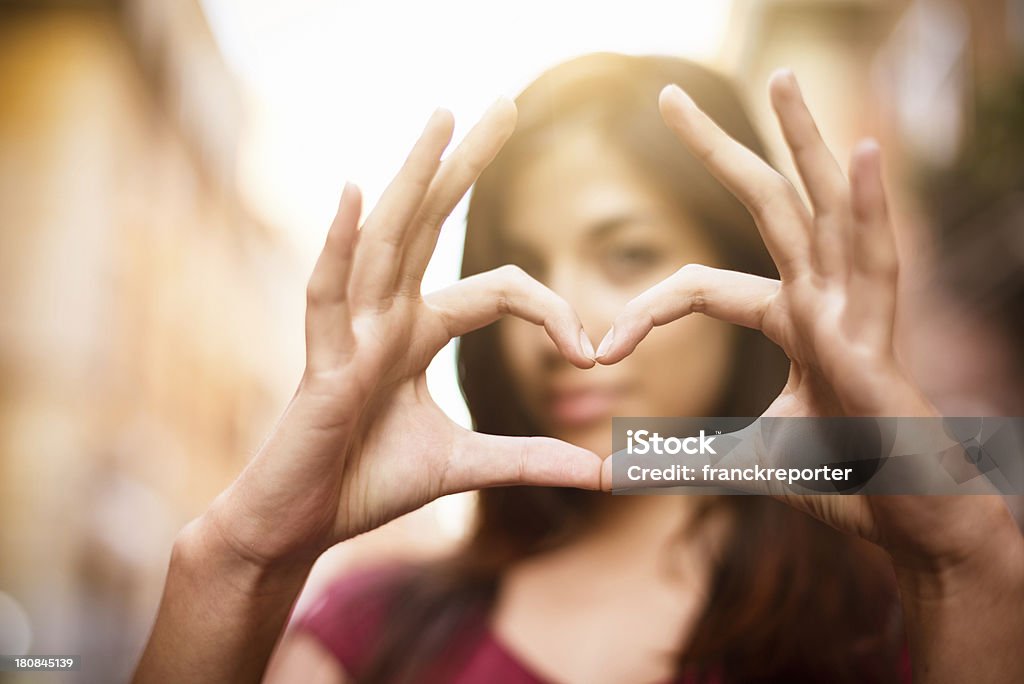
[[197, 71, 1012, 585], [136, 68, 1024, 684]]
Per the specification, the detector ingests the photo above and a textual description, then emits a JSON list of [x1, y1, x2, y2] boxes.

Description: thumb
[[443, 429, 603, 494]]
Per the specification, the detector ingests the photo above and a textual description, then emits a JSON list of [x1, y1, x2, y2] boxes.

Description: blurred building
[[0, 1, 304, 681], [723, 0, 1024, 419], [727, 0, 1022, 158]]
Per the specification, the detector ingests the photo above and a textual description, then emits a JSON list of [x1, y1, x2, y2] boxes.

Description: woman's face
[[498, 128, 736, 456]]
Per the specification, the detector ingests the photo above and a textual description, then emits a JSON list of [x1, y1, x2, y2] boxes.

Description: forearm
[[896, 504, 1024, 684], [133, 512, 316, 684]]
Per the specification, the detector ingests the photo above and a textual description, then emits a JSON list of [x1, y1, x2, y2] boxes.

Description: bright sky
[[199, 0, 734, 429]]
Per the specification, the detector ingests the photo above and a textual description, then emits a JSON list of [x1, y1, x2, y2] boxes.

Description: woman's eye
[[603, 245, 662, 280]]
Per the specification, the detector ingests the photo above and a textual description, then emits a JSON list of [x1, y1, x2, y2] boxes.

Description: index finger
[[425, 265, 596, 368], [349, 109, 455, 309], [659, 84, 811, 279], [397, 97, 518, 293], [595, 264, 780, 365]]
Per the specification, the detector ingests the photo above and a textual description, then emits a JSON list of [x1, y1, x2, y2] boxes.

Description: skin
[[487, 129, 739, 684], [499, 127, 735, 456], [270, 123, 738, 684], [134, 72, 1024, 684]]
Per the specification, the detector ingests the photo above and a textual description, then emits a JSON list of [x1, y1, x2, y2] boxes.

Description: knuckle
[[496, 264, 532, 297], [678, 264, 709, 311], [678, 262, 707, 278], [450, 155, 478, 184], [396, 270, 423, 294], [690, 290, 708, 314], [516, 438, 530, 482], [816, 190, 850, 221], [495, 291, 512, 315], [691, 140, 716, 164], [496, 263, 527, 282], [862, 243, 900, 277], [419, 205, 450, 230], [878, 253, 900, 279], [305, 282, 325, 307], [751, 176, 793, 218], [769, 173, 795, 196]]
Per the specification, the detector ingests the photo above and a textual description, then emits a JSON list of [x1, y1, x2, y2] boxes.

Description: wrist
[[143, 509, 315, 684], [173, 506, 318, 599], [891, 503, 1024, 684], [892, 502, 1024, 604]]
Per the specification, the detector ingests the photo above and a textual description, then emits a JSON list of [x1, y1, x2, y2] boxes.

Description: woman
[[134, 55, 1024, 683]]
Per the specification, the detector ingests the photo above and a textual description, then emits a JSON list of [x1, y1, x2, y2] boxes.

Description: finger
[[595, 264, 779, 364], [446, 430, 602, 493], [768, 69, 850, 280], [397, 98, 517, 293], [305, 183, 363, 369], [350, 108, 455, 309], [425, 265, 596, 368], [659, 84, 811, 278], [847, 139, 898, 346]]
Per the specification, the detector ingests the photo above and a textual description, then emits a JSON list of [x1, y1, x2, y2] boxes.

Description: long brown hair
[[359, 54, 901, 684]]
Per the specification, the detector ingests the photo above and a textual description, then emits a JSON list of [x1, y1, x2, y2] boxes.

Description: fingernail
[[427, 107, 453, 129], [777, 67, 795, 82], [579, 329, 595, 360], [662, 83, 693, 107], [852, 139, 882, 170], [596, 326, 615, 359], [785, 70, 802, 96], [486, 96, 518, 126], [770, 68, 797, 95], [856, 137, 881, 154], [337, 181, 356, 208]]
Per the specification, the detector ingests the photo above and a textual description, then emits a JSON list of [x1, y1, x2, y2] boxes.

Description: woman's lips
[[546, 386, 623, 427]]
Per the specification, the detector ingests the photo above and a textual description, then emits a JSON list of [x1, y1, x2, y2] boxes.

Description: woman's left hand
[[595, 70, 1022, 581]]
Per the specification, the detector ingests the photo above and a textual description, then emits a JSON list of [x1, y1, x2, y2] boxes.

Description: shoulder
[[293, 563, 418, 676]]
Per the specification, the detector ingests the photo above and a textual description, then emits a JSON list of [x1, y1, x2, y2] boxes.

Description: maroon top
[[296, 565, 910, 683], [297, 565, 575, 684]]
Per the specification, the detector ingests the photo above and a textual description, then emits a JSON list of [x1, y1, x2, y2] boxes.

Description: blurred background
[[1, 0, 1022, 681]]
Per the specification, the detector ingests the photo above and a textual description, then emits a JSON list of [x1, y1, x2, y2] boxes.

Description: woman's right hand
[[203, 100, 601, 571]]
